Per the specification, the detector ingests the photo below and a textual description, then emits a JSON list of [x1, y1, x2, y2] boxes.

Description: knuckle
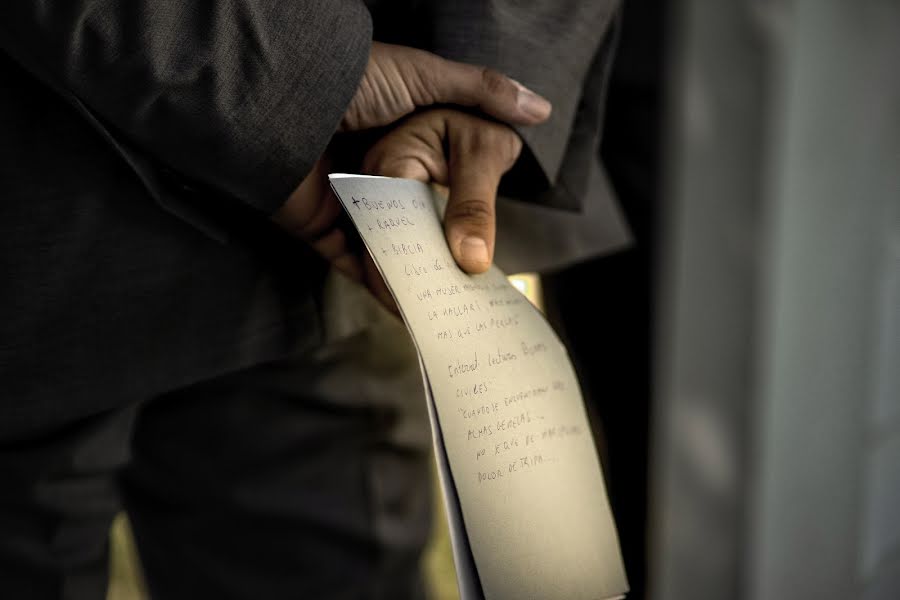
[[386, 159, 420, 179], [505, 130, 524, 164], [480, 67, 511, 97], [367, 157, 389, 176], [413, 52, 446, 102], [448, 198, 494, 225], [466, 123, 521, 169], [489, 124, 522, 162]]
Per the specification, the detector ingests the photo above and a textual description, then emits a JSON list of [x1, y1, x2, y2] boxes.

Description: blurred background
[[108, 0, 900, 598], [556, 0, 899, 599]]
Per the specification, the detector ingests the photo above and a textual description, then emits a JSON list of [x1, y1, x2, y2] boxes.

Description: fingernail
[[460, 237, 490, 267], [514, 82, 552, 121]]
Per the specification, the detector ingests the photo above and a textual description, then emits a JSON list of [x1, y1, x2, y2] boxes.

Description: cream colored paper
[[330, 175, 628, 600]]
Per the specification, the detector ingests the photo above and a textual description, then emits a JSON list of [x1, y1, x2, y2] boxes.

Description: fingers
[[444, 114, 522, 273], [424, 58, 552, 126], [343, 42, 552, 131], [363, 109, 522, 273], [362, 116, 449, 184]]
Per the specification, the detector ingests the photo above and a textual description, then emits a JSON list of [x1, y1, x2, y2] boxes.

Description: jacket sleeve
[[419, 0, 622, 211], [0, 1, 372, 214]]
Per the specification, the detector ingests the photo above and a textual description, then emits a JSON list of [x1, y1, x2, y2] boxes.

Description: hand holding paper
[[363, 108, 523, 274], [274, 107, 529, 313]]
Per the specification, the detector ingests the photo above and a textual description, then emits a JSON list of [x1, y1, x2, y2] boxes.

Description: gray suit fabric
[[0, 1, 624, 597]]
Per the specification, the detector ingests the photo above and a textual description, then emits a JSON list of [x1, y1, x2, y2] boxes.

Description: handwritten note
[[330, 175, 627, 600]]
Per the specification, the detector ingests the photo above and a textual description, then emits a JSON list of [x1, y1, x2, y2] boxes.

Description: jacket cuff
[[226, 3, 373, 214]]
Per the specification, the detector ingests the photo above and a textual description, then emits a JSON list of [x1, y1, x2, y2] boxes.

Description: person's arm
[[0, 1, 373, 214]]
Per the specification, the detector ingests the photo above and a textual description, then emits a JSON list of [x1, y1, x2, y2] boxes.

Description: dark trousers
[[0, 276, 432, 599]]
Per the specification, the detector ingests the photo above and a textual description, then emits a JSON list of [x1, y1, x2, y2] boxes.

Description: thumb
[[444, 120, 523, 274]]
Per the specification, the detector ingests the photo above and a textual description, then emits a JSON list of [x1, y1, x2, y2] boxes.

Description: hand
[[276, 42, 549, 307], [272, 155, 398, 312], [362, 108, 523, 274], [341, 42, 552, 131]]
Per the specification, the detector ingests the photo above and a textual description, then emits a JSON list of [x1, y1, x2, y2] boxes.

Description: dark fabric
[[121, 299, 431, 600], [0, 0, 372, 214], [0, 407, 138, 599], [0, 41, 333, 439], [0, 284, 432, 599], [0, 1, 371, 429]]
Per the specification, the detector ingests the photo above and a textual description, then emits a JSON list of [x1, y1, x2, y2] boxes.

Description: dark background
[[545, 1, 665, 597]]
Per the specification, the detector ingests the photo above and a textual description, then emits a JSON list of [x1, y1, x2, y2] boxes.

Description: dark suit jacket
[[0, 1, 626, 439]]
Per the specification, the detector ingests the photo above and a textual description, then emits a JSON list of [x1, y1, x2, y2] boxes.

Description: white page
[[418, 359, 485, 600], [330, 175, 628, 600]]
